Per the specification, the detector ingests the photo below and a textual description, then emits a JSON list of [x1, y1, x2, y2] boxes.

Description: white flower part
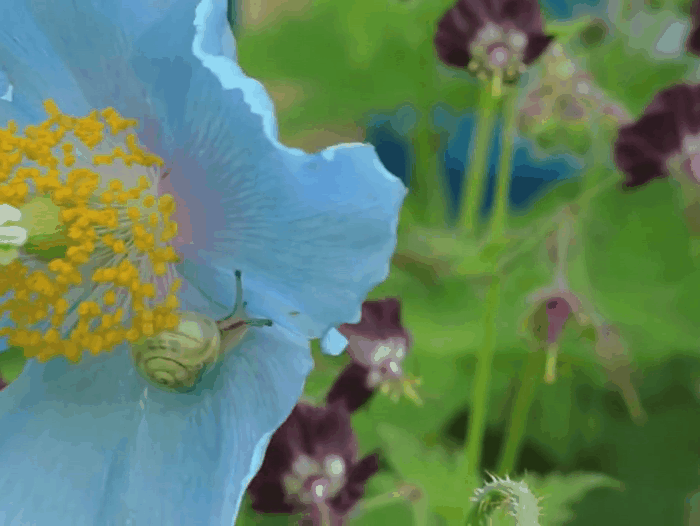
[[576, 81, 591, 95], [508, 31, 527, 51], [479, 22, 503, 44], [655, 20, 690, 56], [366, 336, 407, 387], [683, 135, 700, 156], [324, 455, 345, 478], [0, 204, 27, 246]]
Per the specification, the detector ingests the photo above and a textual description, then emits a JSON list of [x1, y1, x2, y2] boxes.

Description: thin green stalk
[[465, 274, 502, 478], [495, 349, 546, 476], [407, 116, 447, 227], [489, 90, 519, 239], [459, 86, 500, 235]]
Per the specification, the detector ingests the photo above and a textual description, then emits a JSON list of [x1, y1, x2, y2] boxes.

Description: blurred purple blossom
[[435, 0, 554, 83], [247, 402, 379, 525], [326, 299, 422, 411], [614, 83, 700, 188]]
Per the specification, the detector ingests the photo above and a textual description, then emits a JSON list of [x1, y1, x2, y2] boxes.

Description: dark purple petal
[[689, 0, 700, 55], [0, 375, 6, 391], [337, 298, 411, 349], [435, 0, 551, 69], [247, 478, 296, 514], [523, 34, 555, 64], [614, 139, 668, 188], [294, 403, 357, 464], [326, 363, 375, 413], [499, 0, 541, 29], [434, 6, 479, 68], [689, 27, 700, 56], [247, 409, 307, 512], [611, 84, 700, 188], [330, 454, 380, 515]]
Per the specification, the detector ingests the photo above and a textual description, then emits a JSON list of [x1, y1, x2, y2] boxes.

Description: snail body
[[131, 311, 221, 392]]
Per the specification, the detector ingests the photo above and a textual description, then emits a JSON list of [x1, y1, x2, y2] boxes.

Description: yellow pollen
[[0, 100, 182, 362]]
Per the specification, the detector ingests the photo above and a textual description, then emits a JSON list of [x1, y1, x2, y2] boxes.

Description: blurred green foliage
[[228, 0, 700, 523], [4, 0, 700, 524]]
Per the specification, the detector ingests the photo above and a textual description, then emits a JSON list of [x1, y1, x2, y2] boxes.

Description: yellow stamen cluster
[[0, 100, 183, 362]]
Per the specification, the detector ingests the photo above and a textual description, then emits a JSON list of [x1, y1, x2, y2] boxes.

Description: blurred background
[[225, 0, 700, 524]]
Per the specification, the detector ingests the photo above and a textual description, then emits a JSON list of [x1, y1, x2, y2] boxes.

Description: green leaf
[[545, 16, 596, 46], [582, 37, 690, 116], [580, 180, 700, 359], [375, 423, 476, 522], [522, 472, 620, 526]]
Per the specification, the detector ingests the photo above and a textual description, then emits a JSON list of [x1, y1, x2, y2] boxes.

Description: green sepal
[[0, 245, 19, 265], [17, 196, 72, 262]]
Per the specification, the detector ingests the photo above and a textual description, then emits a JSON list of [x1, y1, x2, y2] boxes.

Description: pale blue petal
[[8, 0, 196, 124], [0, 323, 311, 526], [0, 1, 91, 127], [321, 329, 350, 356], [129, 0, 406, 342]]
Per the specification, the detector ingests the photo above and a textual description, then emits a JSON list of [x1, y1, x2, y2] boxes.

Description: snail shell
[[130, 311, 221, 391]]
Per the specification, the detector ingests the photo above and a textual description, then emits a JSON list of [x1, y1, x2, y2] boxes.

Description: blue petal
[[128, 0, 406, 341], [321, 328, 350, 356], [3, 0, 191, 126], [0, 324, 312, 525], [0, 1, 91, 127]]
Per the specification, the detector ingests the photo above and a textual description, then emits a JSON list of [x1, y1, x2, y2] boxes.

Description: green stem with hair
[[489, 89, 519, 239], [465, 274, 502, 478], [407, 114, 447, 227], [495, 348, 546, 476], [459, 83, 500, 235]]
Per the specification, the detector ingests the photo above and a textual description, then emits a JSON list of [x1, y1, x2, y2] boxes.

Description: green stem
[[407, 115, 447, 227], [495, 349, 546, 476], [459, 86, 500, 235], [489, 90, 519, 240], [465, 274, 502, 478]]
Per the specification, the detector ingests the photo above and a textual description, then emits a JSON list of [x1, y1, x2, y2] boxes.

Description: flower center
[[0, 100, 182, 362], [283, 454, 347, 506], [468, 23, 528, 84], [367, 337, 407, 387], [489, 45, 510, 68]]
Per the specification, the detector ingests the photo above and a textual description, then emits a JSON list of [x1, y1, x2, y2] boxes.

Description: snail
[[131, 270, 273, 392]]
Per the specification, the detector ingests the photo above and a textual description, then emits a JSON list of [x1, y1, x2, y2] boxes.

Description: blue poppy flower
[[0, 1, 406, 525]]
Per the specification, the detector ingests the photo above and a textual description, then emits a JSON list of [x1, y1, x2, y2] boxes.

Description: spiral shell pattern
[[130, 311, 221, 391]]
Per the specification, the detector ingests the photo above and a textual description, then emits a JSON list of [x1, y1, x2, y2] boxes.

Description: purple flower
[[0, 375, 6, 391], [614, 83, 700, 188], [531, 290, 584, 345], [434, 0, 554, 83], [247, 402, 379, 525], [326, 299, 421, 411], [687, 0, 700, 55]]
